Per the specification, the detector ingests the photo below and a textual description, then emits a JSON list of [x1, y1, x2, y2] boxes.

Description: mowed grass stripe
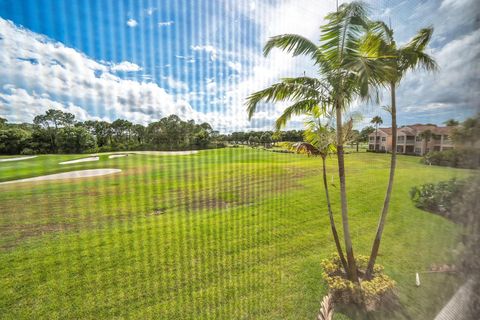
[[0, 148, 474, 319]]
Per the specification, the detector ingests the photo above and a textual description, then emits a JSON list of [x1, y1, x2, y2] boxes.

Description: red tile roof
[[368, 124, 455, 136]]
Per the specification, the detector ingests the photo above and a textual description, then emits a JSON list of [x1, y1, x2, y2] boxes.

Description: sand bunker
[[108, 154, 127, 159], [132, 151, 198, 156], [92, 151, 198, 156], [59, 156, 99, 165], [0, 169, 122, 185], [0, 156, 37, 162]]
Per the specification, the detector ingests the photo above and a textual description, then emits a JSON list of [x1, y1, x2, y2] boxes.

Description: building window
[[381, 137, 386, 141], [443, 135, 449, 140], [381, 146, 385, 151], [416, 136, 421, 141], [415, 148, 421, 154], [397, 146, 404, 153], [398, 136, 405, 142], [369, 144, 374, 150], [434, 146, 440, 151], [369, 136, 374, 141]]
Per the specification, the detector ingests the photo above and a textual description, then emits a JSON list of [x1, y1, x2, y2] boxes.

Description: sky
[[0, 0, 479, 132]]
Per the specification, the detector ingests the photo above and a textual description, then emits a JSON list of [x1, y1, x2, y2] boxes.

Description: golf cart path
[[0, 169, 122, 185]]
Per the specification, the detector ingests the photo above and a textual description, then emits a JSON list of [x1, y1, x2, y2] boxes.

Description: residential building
[[368, 124, 455, 155]]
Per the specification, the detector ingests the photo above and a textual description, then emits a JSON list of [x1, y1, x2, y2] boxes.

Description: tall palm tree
[[365, 23, 438, 278], [370, 116, 383, 151], [419, 129, 433, 155], [246, 2, 393, 282], [294, 111, 349, 272]]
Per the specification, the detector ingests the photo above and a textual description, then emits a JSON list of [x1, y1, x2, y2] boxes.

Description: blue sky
[[0, 0, 478, 132]]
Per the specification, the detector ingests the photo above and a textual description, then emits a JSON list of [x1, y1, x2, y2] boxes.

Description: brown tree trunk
[[366, 82, 397, 279], [335, 102, 358, 282], [322, 156, 348, 272]]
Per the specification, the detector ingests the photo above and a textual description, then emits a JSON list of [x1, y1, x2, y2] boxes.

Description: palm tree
[[365, 23, 437, 278], [246, 2, 393, 282], [294, 111, 349, 271], [419, 129, 433, 155], [370, 116, 383, 151], [444, 119, 459, 127]]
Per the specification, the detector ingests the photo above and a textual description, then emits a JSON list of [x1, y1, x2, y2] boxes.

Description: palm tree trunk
[[322, 156, 348, 272], [366, 82, 397, 279], [375, 126, 378, 151], [335, 102, 358, 282]]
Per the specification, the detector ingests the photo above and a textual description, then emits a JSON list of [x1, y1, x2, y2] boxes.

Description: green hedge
[[422, 149, 480, 169]]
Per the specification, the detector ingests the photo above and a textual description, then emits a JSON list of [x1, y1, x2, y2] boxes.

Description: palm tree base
[[321, 254, 397, 312]]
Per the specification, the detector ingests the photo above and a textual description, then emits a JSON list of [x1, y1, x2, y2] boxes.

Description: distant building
[[368, 124, 455, 155]]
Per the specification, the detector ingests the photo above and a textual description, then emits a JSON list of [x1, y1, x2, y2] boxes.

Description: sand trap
[[59, 156, 99, 165], [130, 151, 198, 156], [108, 154, 127, 159], [0, 156, 37, 162], [0, 169, 122, 185], [92, 151, 198, 156]]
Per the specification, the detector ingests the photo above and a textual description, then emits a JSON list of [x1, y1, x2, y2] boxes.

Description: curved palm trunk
[[374, 126, 378, 151], [335, 103, 358, 282], [366, 82, 397, 278], [322, 156, 348, 272]]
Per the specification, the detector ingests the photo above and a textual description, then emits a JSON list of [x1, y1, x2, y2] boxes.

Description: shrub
[[320, 254, 396, 311], [20, 148, 36, 155], [422, 149, 480, 169], [410, 178, 470, 223]]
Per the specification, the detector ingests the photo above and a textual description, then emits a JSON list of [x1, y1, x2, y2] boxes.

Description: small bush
[[320, 254, 396, 311], [20, 148, 36, 155], [410, 178, 470, 223], [422, 149, 480, 169]]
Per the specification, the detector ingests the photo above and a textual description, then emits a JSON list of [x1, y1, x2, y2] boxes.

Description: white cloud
[[110, 61, 142, 72], [0, 18, 202, 125], [145, 7, 156, 16], [0, 85, 102, 123], [162, 76, 188, 91], [191, 45, 218, 61], [227, 61, 242, 73], [126, 19, 138, 27], [158, 21, 174, 27]]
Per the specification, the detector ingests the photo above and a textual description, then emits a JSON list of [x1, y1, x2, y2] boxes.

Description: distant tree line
[[0, 110, 219, 154], [0, 109, 381, 155], [222, 130, 305, 147]]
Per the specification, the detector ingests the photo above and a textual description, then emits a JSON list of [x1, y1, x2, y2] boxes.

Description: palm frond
[[263, 34, 319, 58], [404, 27, 434, 52], [320, 1, 369, 64], [246, 79, 323, 119], [275, 99, 320, 130], [368, 20, 394, 45]]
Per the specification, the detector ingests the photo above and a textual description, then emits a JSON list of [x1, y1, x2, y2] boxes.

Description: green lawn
[[0, 149, 473, 319]]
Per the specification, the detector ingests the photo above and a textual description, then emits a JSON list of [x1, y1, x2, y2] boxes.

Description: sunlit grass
[[0, 148, 473, 319]]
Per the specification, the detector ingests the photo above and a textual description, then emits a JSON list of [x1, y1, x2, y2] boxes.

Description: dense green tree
[[33, 109, 76, 152], [57, 126, 96, 153], [452, 114, 480, 147], [0, 128, 31, 154]]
